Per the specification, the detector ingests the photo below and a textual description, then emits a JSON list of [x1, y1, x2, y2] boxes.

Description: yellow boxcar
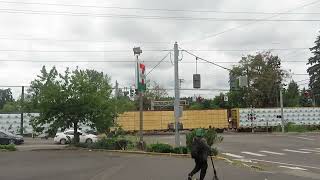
[[116, 110, 228, 131]]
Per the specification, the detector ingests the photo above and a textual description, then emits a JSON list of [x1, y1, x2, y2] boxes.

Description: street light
[[133, 46, 145, 149]]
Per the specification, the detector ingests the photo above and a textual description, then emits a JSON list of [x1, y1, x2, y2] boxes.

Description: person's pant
[[189, 158, 208, 180]]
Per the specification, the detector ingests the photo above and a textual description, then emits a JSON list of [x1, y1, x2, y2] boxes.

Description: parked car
[[0, 130, 24, 145], [54, 129, 98, 145]]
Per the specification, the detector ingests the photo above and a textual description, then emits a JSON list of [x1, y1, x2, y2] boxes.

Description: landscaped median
[[0, 144, 16, 151], [72, 128, 221, 156]]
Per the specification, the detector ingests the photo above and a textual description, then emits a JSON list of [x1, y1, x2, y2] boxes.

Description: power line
[[296, 78, 310, 83], [0, 59, 309, 63], [0, 36, 169, 44], [146, 52, 171, 76], [182, 48, 309, 52], [0, 49, 171, 53], [183, 0, 320, 43], [1, 1, 320, 15], [1, 8, 320, 21], [292, 73, 309, 76], [181, 49, 232, 71], [0, 48, 309, 53]]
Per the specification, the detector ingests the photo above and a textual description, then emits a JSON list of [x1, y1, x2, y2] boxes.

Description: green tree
[[307, 31, 320, 105], [0, 88, 14, 109], [28, 66, 116, 143], [230, 52, 288, 108], [283, 81, 300, 107], [136, 80, 170, 110], [299, 88, 313, 107], [1, 101, 19, 112]]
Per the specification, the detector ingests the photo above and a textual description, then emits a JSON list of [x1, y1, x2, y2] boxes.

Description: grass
[[0, 144, 16, 151], [272, 123, 320, 133]]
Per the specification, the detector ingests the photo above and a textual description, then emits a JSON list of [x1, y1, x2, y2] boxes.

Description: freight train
[[1, 107, 320, 134]]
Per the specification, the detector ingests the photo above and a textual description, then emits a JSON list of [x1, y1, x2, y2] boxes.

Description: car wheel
[[60, 139, 67, 145], [9, 139, 15, 145], [85, 138, 93, 144]]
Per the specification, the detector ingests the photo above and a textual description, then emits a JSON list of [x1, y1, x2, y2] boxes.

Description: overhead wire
[[1, 0, 320, 15], [181, 49, 232, 71], [183, 0, 320, 43], [1, 8, 320, 21], [146, 52, 171, 76]]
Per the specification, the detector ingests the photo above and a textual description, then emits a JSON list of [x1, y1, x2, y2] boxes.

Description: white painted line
[[300, 149, 320, 153], [250, 158, 320, 170], [241, 151, 266, 157], [296, 137, 315, 141], [283, 149, 311, 154], [221, 153, 244, 159], [279, 165, 307, 171], [233, 159, 253, 163], [260, 150, 285, 155]]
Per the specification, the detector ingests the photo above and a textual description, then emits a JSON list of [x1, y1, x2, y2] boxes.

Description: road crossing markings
[[279, 165, 307, 171], [221, 153, 244, 159], [283, 149, 311, 154], [259, 150, 285, 155], [296, 137, 315, 141], [250, 158, 320, 170], [300, 149, 320, 153], [241, 151, 266, 157]]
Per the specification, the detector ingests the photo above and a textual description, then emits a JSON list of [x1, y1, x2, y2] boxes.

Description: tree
[[283, 81, 300, 107], [0, 88, 14, 109], [307, 31, 320, 105], [230, 52, 288, 108], [28, 66, 116, 143], [1, 101, 19, 112], [135, 80, 169, 110], [299, 88, 313, 107]]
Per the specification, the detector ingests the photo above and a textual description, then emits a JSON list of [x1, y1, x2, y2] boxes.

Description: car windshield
[[1, 131, 15, 137]]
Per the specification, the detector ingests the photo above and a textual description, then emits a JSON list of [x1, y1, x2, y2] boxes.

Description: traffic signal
[[130, 88, 134, 97]]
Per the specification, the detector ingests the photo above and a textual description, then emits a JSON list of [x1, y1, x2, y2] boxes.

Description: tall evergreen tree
[[307, 31, 320, 105]]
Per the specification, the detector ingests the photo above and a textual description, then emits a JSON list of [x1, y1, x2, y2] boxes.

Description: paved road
[[0, 150, 318, 180], [144, 132, 320, 177], [216, 133, 320, 175]]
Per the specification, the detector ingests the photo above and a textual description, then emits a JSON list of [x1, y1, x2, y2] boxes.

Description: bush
[[173, 147, 188, 154], [76, 137, 134, 150], [0, 144, 16, 151], [210, 147, 218, 156], [147, 143, 173, 153]]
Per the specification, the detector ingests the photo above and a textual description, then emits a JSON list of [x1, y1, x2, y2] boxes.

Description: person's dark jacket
[[191, 137, 211, 161]]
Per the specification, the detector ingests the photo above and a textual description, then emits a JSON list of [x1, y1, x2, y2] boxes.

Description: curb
[[35, 146, 224, 160]]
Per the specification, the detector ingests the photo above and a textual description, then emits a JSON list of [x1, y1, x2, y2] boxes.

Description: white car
[[54, 129, 98, 145]]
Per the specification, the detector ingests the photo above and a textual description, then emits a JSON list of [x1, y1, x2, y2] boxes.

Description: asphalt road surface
[[0, 150, 318, 180], [145, 132, 320, 178]]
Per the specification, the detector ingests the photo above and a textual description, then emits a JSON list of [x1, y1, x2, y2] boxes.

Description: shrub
[[173, 146, 188, 154], [91, 137, 117, 149], [0, 144, 16, 151], [147, 143, 173, 153]]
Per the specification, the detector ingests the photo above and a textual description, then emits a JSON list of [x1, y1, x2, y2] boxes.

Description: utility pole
[[280, 87, 285, 133], [174, 42, 180, 147], [20, 86, 24, 135]]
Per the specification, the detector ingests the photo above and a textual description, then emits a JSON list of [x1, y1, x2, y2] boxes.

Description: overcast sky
[[0, 0, 320, 99]]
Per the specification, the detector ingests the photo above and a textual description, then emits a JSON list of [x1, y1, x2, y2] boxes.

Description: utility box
[[193, 74, 201, 89]]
